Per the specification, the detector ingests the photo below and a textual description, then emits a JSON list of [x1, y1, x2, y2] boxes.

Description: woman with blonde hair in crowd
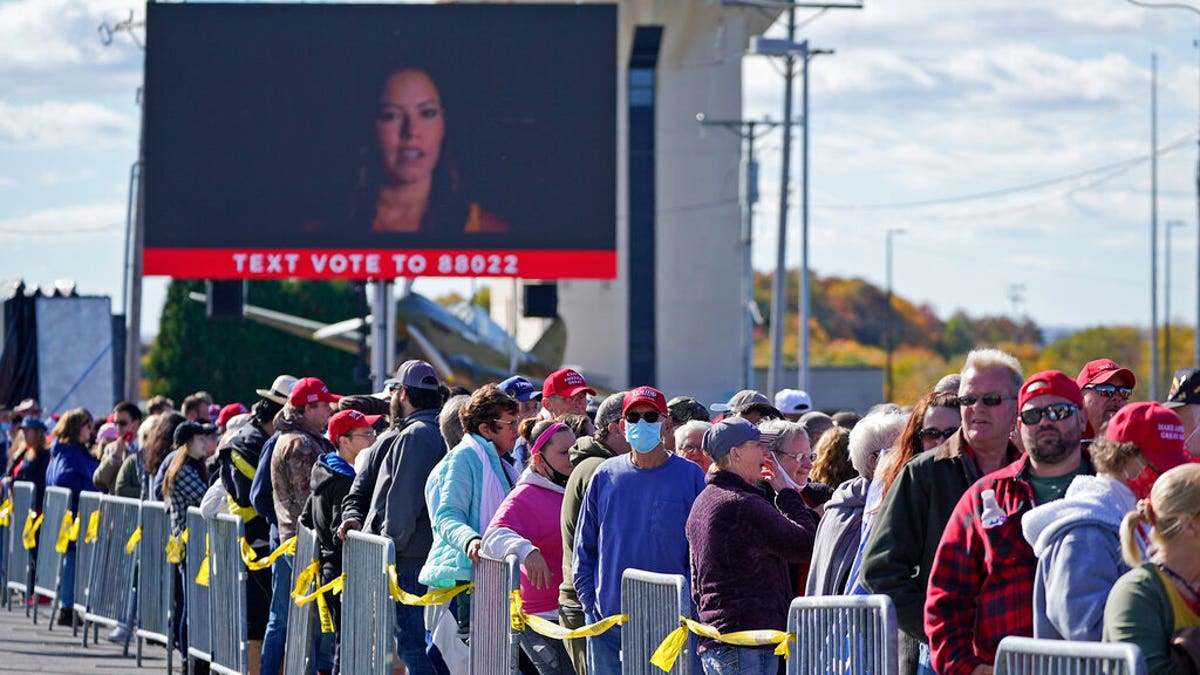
[[809, 427, 857, 490], [1104, 463, 1200, 673]]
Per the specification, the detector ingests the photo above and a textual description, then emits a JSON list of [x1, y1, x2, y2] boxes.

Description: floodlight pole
[[697, 114, 781, 390]]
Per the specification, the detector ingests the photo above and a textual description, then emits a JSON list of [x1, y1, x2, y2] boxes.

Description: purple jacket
[[686, 470, 817, 652]]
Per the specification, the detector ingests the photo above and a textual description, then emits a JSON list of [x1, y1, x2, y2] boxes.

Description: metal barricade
[[0, 484, 9, 606], [341, 531, 396, 674], [136, 501, 174, 671], [283, 525, 319, 675], [32, 486, 72, 627], [5, 481, 34, 615], [469, 553, 520, 675], [622, 569, 696, 675], [186, 507, 212, 667], [994, 636, 1146, 675], [787, 594, 898, 675], [83, 494, 140, 653], [209, 513, 248, 675], [72, 491, 103, 634]]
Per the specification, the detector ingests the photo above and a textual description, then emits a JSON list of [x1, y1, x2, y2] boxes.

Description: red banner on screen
[[144, 249, 617, 280]]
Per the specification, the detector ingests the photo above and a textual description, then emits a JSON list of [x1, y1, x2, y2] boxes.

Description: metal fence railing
[[994, 636, 1146, 675], [32, 486, 72, 627], [341, 530, 396, 674], [787, 594, 898, 675], [0, 484, 9, 606], [283, 525, 318, 675], [469, 553, 520, 675], [5, 481, 34, 616], [136, 500, 173, 671], [185, 507, 212, 668], [622, 569, 696, 675], [208, 513, 247, 675], [82, 494, 139, 653], [72, 491, 103, 639]]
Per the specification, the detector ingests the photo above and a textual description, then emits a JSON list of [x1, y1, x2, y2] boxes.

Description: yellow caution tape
[[650, 616, 792, 672], [291, 561, 319, 599], [195, 535, 210, 587], [22, 511, 42, 549], [386, 564, 473, 606], [0, 498, 12, 527], [54, 510, 74, 554], [508, 590, 625, 640], [125, 525, 142, 555], [316, 589, 335, 633], [165, 531, 186, 565], [294, 572, 345, 608], [227, 495, 257, 523], [84, 511, 100, 543], [240, 535, 295, 571], [68, 514, 81, 543]]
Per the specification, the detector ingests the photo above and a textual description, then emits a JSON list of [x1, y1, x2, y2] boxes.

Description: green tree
[[145, 279, 362, 404]]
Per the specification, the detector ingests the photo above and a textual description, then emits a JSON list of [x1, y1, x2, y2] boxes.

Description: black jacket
[[300, 453, 356, 581], [219, 422, 271, 546], [14, 449, 51, 512]]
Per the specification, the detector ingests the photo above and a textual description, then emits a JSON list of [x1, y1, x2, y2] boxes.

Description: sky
[[3, 0, 1199, 339]]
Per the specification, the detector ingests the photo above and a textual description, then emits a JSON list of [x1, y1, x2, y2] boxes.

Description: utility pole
[[697, 114, 780, 390], [1007, 283, 1026, 343], [766, 7, 796, 399], [1152, 53, 1161, 399], [885, 228, 904, 402], [1167, 219, 1185, 383]]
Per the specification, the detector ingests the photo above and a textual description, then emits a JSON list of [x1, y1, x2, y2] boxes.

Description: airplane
[[188, 289, 570, 389]]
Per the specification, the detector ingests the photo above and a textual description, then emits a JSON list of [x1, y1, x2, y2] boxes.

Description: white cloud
[[0, 201, 124, 239], [0, 100, 131, 147], [0, 0, 141, 70]]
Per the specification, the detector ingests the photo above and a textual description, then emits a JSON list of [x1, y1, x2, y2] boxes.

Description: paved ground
[[0, 599, 171, 673]]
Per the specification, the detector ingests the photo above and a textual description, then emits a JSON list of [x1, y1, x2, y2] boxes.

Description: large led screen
[[144, 3, 616, 279]]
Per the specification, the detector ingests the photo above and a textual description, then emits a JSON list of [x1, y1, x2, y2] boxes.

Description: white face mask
[[771, 452, 804, 491]]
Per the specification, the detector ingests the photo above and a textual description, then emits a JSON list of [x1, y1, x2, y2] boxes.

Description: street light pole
[[1168, 219, 1186, 381], [1152, 53, 1161, 399], [885, 228, 904, 402], [766, 7, 797, 399]]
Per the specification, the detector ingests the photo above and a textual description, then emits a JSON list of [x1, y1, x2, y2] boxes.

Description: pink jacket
[[482, 471, 565, 615]]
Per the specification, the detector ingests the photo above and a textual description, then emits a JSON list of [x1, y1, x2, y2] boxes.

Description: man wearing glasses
[[926, 370, 1092, 675], [92, 401, 143, 493], [573, 386, 706, 675], [1075, 358, 1136, 444], [541, 368, 595, 420], [860, 349, 1024, 675]]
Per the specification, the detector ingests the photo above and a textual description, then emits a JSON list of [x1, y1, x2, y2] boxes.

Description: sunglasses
[[1084, 384, 1132, 401], [1019, 403, 1079, 425], [918, 426, 958, 442], [490, 419, 520, 430], [958, 394, 1016, 407], [624, 411, 662, 424]]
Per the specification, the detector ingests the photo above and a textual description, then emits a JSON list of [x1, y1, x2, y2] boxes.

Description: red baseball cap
[[1076, 359, 1136, 389], [542, 368, 595, 399], [289, 377, 342, 406], [1105, 402, 1189, 472], [1019, 370, 1084, 411], [327, 409, 381, 445], [217, 402, 248, 428], [623, 386, 668, 415]]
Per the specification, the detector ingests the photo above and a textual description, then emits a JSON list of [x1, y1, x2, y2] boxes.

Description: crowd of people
[[3, 351, 1200, 675]]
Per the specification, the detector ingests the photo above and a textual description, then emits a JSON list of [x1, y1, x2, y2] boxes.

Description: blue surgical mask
[[625, 420, 663, 454]]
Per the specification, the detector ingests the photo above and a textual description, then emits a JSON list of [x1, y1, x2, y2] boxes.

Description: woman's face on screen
[[375, 69, 445, 186]]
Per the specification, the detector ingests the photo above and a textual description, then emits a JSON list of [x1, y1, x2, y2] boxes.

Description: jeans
[[393, 568, 436, 675], [520, 629, 574, 675], [60, 549, 76, 608], [584, 611, 621, 675], [259, 548, 293, 675], [699, 645, 778, 675]]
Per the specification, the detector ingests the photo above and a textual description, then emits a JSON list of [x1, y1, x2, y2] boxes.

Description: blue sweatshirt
[[45, 440, 99, 509], [249, 431, 282, 542], [572, 453, 705, 632]]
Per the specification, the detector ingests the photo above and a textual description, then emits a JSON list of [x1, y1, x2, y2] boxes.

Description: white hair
[[961, 348, 1024, 395], [848, 410, 909, 479], [674, 420, 712, 448], [757, 419, 808, 454]]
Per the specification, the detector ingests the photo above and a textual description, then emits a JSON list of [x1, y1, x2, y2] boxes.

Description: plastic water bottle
[[979, 489, 1007, 528]]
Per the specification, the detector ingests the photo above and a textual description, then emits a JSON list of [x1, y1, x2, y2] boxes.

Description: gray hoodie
[[1021, 473, 1138, 641], [806, 475, 870, 596]]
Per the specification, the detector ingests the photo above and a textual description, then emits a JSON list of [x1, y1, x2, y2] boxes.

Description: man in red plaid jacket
[[925, 370, 1093, 675]]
